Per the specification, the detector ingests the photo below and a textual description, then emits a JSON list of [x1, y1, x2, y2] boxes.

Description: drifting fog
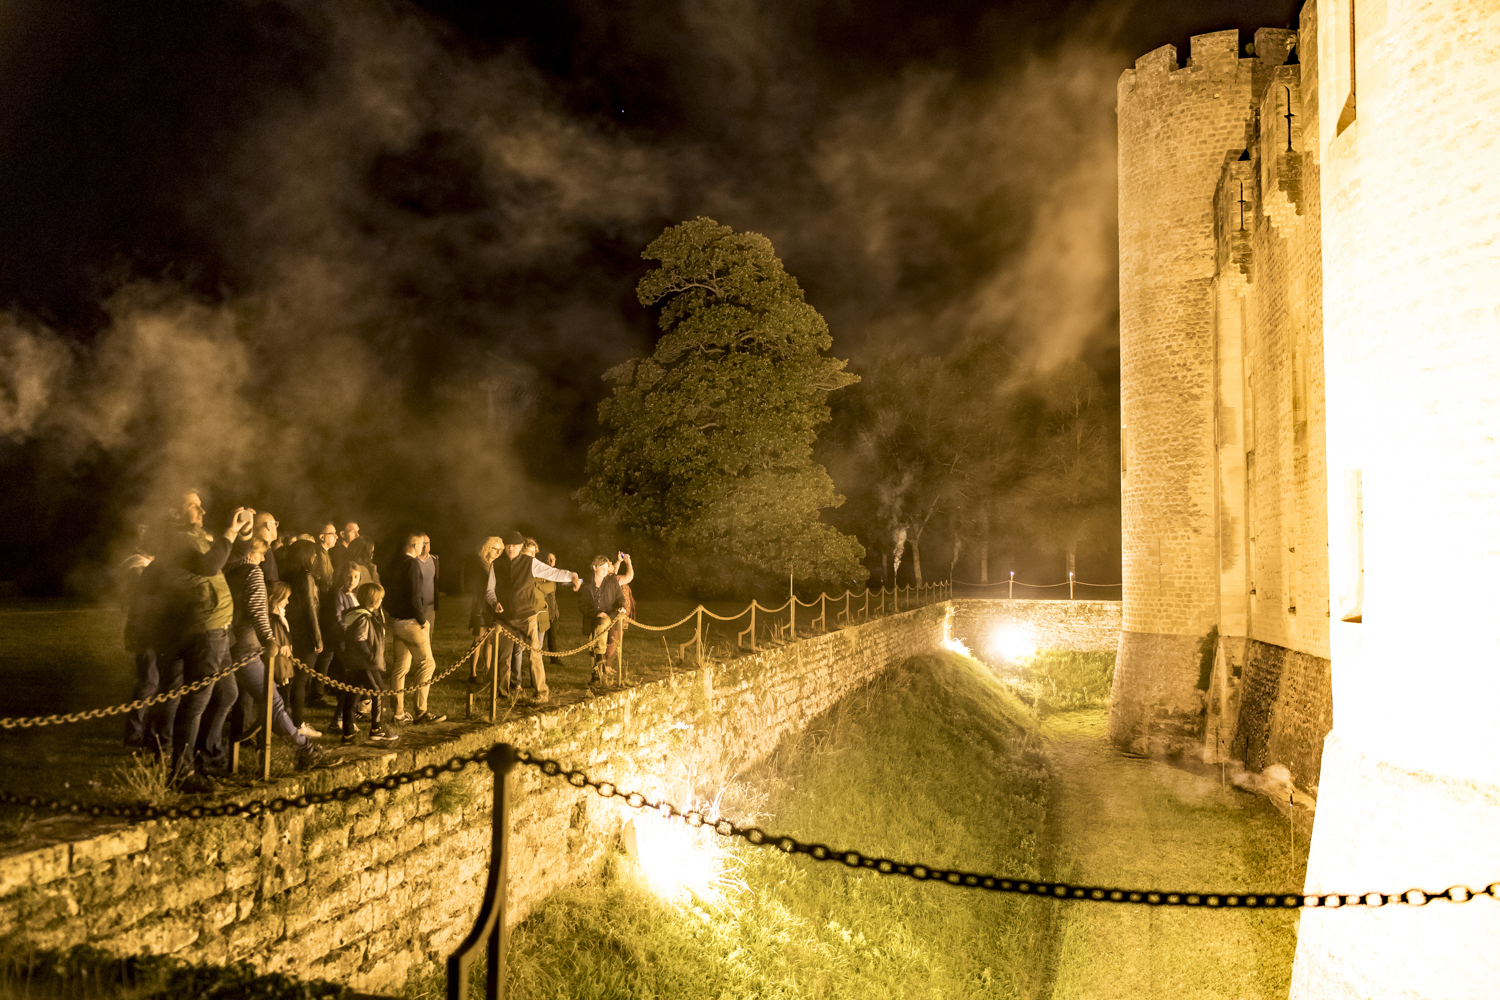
[[0, 0, 1123, 592]]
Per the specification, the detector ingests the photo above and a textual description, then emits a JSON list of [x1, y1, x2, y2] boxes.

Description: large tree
[[579, 218, 865, 591]]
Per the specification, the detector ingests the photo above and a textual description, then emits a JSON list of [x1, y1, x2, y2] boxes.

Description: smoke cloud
[[0, 0, 1126, 592]]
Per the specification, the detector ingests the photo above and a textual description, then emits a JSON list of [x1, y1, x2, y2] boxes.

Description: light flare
[[942, 637, 973, 657], [988, 627, 1036, 662], [625, 791, 746, 906]]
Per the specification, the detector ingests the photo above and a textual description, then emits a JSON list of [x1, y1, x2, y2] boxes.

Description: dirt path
[[1037, 711, 1305, 1000]]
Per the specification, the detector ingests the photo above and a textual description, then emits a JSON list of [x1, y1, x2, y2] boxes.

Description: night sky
[[0, 0, 1299, 594]]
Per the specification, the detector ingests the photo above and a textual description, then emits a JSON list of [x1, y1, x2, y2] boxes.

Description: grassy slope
[[496, 652, 1056, 1000], [1037, 712, 1307, 999]]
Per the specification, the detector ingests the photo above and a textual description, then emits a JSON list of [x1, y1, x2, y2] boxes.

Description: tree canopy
[[579, 217, 865, 590]]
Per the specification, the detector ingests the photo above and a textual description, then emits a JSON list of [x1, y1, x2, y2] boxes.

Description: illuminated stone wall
[[1113, 27, 1310, 754], [1289, 0, 1500, 992], [0, 605, 949, 994], [950, 599, 1121, 655]]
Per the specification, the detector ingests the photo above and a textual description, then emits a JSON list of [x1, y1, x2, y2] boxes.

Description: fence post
[[1009, 571, 1014, 601], [263, 660, 275, 781], [489, 632, 500, 722], [1069, 572, 1075, 600], [448, 743, 518, 1000]]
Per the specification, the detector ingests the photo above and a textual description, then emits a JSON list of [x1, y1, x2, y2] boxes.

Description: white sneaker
[[297, 723, 322, 738]]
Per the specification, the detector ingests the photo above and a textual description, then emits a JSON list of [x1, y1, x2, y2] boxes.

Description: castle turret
[[1112, 30, 1287, 752]]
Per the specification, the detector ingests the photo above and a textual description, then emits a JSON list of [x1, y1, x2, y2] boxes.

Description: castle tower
[[1112, 31, 1290, 753], [1289, 0, 1500, 992]]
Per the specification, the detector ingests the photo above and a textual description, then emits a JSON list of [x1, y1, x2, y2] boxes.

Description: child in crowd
[[340, 582, 397, 746]]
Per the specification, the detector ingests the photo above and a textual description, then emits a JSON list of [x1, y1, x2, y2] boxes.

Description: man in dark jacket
[[488, 531, 579, 703], [384, 532, 444, 724], [160, 491, 253, 791]]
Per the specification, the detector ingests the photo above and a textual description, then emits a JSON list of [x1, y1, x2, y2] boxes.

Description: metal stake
[[448, 743, 519, 1000]]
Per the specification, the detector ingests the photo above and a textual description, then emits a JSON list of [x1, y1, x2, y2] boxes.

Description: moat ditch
[[435, 650, 1308, 1000]]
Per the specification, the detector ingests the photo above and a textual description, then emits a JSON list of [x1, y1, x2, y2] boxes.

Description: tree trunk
[[891, 525, 908, 582], [949, 535, 962, 582], [979, 510, 990, 584], [1067, 544, 1076, 580], [909, 528, 925, 587]]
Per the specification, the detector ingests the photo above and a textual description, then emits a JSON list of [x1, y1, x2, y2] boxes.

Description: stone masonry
[[0, 605, 949, 994], [950, 599, 1121, 655], [1115, 21, 1333, 775]]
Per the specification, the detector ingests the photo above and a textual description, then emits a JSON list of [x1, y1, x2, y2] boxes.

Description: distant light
[[988, 627, 1036, 662], [942, 637, 973, 657], [624, 791, 744, 906]]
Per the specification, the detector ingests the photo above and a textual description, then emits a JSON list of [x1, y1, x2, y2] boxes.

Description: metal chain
[[1, 589, 924, 730], [0, 653, 256, 730], [0, 749, 490, 821], [292, 626, 494, 697], [513, 750, 1500, 910], [489, 614, 627, 659], [3, 741, 1496, 910]]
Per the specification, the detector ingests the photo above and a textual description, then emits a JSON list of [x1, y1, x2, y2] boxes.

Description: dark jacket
[[261, 545, 279, 585], [578, 574, 625, 623], [467, 554, 499, 632], [321, 588, 358, 662], [382, 553, 429, 623], [161, 526, 234, 639], [341, 605, 387, 677], [284, 569, 322, 654], [498, 553, 544, 620]]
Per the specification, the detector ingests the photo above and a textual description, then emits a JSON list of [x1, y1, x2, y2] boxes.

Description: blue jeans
[[236, 653, 306, 747], [169, 629, 233, 781]]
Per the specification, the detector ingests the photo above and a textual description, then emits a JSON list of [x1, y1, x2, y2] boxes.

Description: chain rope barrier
[[2, 742, 1493, 910], [953, 578, 1120, 588], [292, 625, 495, 697], [0, 653, 256, 730], [0, 583, 951, 731]]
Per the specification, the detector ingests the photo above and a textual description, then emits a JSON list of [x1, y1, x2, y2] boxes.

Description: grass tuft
[[106, 752, 179, 808]]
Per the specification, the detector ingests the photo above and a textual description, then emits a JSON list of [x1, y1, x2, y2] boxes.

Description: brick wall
[[1229, 639, 1332, 792], [950, 599, 1121, 654], [0, 605, 950, 994], [1114, 30, 1298, 750]]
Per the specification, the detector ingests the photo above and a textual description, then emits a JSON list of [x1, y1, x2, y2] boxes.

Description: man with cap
[[485, 531, 580, 703]]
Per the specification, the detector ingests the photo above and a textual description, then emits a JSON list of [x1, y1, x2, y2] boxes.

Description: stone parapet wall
[[0, 604, 950, 994], [950, 599, 1121, 655]]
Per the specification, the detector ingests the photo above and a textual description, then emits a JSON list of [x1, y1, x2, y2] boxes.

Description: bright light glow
[[942, 637, 973, 657], [988, 627, 1036, 662], [626, 792, 745, 906]]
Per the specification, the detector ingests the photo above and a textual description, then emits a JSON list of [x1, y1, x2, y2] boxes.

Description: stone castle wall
[[950, 599, 1121, 655], [1113, 30, 1290, 753], [0, 606, 950, 994], [1115, 17, 1335, 773]]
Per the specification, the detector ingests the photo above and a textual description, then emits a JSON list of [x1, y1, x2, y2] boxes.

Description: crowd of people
[[119, 490, 638, 793]]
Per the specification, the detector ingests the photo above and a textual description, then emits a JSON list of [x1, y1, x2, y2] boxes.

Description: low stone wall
[[950, 599, 1122, 655], [0, 604, 950, 994], [1231, 638, 1332, 794]]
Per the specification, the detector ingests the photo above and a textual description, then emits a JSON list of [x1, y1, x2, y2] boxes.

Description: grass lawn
[[414, 647, 1308, 1000]]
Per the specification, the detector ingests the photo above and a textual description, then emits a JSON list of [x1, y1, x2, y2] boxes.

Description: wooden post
[[489, 632, 500, 721], [789, 569, 795, 640], [1069, 572, 1075, 600], [1009, 571, 1014, 601], [263, 656, 275, 782]]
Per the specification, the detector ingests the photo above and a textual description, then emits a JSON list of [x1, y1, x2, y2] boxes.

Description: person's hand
[[314, 642, 323, 654], [596, 613, 609, 622], [224, 507, 255, 540], [281, 644, 292, 659], [570, 572, 582, 591], [494, 601, 504, 615]]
